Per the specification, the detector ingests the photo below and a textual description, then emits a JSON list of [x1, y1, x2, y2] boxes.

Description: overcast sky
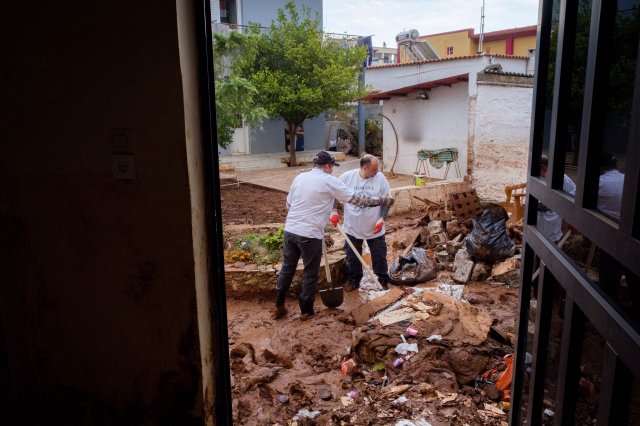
[[322, 0, 540, 47]]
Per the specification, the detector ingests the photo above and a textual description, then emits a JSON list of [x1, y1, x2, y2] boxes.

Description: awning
[[358, 73, 469, 102]]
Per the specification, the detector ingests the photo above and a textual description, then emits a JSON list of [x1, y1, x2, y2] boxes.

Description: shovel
[[319, 237, 344, 308], [336, 224, 384, 289]]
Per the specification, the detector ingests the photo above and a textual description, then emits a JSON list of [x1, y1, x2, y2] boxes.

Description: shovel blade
[[319, 286, 344, 308]]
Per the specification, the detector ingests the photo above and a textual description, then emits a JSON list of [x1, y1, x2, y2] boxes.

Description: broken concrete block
[[491, 256, 521, 286], [453, 247, 475, 284], [470, 261, 491, 281], [436, 250, 450, 264], [446, 240, 463, 257], [427, 220, 444, 235]]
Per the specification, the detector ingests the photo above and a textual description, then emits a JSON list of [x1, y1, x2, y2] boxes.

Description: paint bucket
[[413, 174, 427, 187]]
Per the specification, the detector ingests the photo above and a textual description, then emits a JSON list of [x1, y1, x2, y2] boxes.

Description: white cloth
[[537, 175, 576, 242], [340, 169, 391, 240], [598, 169, 624, 221], [284, 168, 354, 239]]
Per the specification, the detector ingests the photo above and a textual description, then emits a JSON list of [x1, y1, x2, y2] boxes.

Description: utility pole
[[479, 0, 485, 53]]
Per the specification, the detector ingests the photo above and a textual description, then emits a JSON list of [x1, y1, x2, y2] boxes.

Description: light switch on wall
[[112, 154, 136, 180]]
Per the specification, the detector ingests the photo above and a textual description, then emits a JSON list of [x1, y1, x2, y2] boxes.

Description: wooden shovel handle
[[322, 238, 333, 287], [337, 224, 381, 287]]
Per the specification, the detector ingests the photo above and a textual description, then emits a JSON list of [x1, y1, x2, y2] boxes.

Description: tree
[[249, 1, 367, 166], [213, 30, 266, 148]]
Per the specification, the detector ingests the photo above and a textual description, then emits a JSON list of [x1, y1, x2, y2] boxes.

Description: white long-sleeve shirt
[[537, 174, 576, 242], [284, 168, 354, 239]]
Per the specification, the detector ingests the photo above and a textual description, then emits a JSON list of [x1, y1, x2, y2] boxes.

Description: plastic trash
[[427, 334, 442, 342], [395, 421, 432, 426], [389, 248, 437, 286], [392, 396, 408, 405], [341, 358, 356, 376], [543, 408, 555, 417], [278, 394, 289, 403], [292, 409, 321, 420], [405, 326, 419, 336], [465, 209, 516, 261], [395, 335, 419, 355], [393, 358, 404, 367], [346, 390, 358, 398]]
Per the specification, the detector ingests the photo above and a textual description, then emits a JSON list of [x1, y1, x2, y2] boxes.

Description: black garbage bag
[[389, 247, 437, 286], [465, 209, 515, 261]]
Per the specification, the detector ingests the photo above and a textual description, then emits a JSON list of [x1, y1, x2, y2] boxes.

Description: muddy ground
[[222, 182, 518, 425]]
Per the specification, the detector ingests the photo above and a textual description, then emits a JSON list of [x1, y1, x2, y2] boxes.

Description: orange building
[[399, 25, 537, 63]]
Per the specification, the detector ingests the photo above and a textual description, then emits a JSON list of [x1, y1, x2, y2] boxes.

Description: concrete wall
[[471, 77, 533, 201], [249, 115, 326, 154], [1, 0, 206, 423], [381, 83, 469, 178]]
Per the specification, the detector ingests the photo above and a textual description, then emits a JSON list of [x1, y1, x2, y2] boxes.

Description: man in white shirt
[[537, 156, 576, 243], [597, 151, 624, 221], [274, 151, 393, 320], [336, 154, 392, 291]]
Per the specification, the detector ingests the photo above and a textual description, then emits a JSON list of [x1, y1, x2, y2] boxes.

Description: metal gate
[[511, 0, 640, 424]]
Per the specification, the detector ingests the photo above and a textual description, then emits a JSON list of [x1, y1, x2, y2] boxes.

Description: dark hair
[[601, 151, 617, 170]]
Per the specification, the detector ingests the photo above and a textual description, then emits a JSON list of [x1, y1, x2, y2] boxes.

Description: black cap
[[313, 151, 340, 166]]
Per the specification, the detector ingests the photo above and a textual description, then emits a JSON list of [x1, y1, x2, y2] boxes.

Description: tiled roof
[[484, 69, 534, 78], [358, 74, 469, 102], [367, 54, 529, 69]]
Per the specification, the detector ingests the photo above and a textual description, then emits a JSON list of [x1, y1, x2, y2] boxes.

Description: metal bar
[[597, 343, 632, 425], [528, 178, 640, 278], [548, 0, 578, 191], [526, 265, 555, 425], [554, 298, 585, 425], [525, 225, 640, 379], [509, 242, 535, 425]]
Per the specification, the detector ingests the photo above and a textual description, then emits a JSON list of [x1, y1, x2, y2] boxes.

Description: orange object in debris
[[496, 354, 514, 391], [341, 358, 356, 376]]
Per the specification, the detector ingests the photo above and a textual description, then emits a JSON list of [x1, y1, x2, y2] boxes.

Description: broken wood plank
[[351, 287, 404, 325], [401, 227, 423, 257], [412, 195, 442, 207]]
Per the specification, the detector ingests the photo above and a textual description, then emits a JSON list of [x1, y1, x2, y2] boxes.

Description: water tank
[[396, 29, 419, 43]]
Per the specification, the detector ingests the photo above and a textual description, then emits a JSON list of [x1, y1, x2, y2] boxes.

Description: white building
[[362, 54, 534, 201]]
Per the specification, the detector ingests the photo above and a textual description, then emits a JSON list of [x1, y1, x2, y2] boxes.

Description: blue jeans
[[344, 233, 389, 289], [276, 231, 322, 314]]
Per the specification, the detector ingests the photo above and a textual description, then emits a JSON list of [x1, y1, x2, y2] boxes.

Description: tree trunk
[[288, 121, 298, 167]]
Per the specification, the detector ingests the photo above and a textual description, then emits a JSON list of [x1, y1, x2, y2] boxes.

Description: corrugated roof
[[358, 74, 469, 102], [367, 54, 529, 69]]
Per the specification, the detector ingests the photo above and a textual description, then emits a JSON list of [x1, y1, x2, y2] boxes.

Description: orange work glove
[[373, 218, 384, 234], [330, 211, 340, 227]]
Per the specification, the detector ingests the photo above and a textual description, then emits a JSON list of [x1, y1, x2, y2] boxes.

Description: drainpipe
[[358, 67, 365, 155]]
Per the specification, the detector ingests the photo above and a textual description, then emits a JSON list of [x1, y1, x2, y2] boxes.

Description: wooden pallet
[[450, 190, 482, 220]]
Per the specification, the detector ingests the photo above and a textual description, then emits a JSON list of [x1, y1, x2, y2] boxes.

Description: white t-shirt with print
[[339, 169, 391, 240], [598, 169, 624, 221], [285, 168, 354, 239]]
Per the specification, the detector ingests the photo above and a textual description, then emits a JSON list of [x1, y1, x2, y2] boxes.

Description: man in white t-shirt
[[274, 151, 393, 320], [597, 151, 624, 221], [336, 154, 392, 291]]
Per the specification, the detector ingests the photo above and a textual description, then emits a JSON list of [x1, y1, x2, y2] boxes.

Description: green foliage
[[365, 119, 383, 157], [232, 227, 284, 264], [248, 1, 367, 165], [213, 30, 267, 148]]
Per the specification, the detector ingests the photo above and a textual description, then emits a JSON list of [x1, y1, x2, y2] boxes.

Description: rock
[[427, 220, 444, 235], [471, 261, 491, 281], [436, 250, 450, 264], [491, 256, 521, 286], [446, 240, 463, 257], [317, 388, 332, 400], [453, 247, 475, 284], [278, 394, 289, 403]]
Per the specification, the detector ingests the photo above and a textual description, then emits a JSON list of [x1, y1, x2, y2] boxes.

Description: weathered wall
[[1, 0, 204, 423], [381, 83, 469, 179], [471, 76, 533, 201]]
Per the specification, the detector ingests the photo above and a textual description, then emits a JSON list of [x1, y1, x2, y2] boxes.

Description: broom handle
[[337, 224, 381, 286]]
